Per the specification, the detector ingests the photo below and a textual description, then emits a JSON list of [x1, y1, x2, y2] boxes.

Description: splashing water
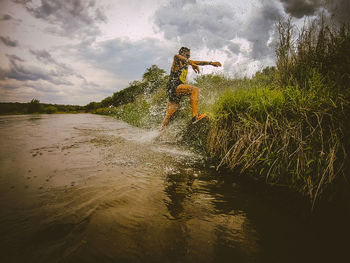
[[0, 114, 341, 263]]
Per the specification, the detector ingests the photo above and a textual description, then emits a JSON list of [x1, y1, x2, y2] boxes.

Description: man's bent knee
[[176, 84, 198, 94], [166, 102, 179, 114]]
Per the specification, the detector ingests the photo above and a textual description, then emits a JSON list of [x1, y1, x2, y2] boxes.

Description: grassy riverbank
[[92, 17, 350, 209]]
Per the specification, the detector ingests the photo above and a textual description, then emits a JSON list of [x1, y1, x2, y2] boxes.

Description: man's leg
[[176, 84, 199, 117], [161, 101, 179, 129]]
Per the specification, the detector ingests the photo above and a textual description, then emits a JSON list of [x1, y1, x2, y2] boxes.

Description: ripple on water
[[0, 114, 332, 263]]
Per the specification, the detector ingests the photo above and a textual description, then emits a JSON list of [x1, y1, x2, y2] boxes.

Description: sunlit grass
[[95, 15, 349, 208]]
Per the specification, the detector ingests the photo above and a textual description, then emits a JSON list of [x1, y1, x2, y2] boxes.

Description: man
[[161, 47, 222, 129]]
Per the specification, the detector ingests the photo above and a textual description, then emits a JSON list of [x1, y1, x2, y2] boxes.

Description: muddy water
[[0, 114, 340, 263]]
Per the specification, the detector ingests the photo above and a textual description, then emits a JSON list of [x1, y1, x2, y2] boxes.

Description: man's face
[[184, 51, 190, 58]]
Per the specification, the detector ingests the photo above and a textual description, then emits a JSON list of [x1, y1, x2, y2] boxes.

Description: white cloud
[[12, 0, 108, 38], [2, 0, 346, 105], [75, 37, 173, 80], [0, 35, 18, 47], [154, 0, 282, 76]]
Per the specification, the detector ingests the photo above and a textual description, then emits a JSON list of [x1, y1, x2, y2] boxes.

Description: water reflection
[[0, 114, 336, 263], [161, 166, 261, 262], [28, 115, 42, 121], [163, 171, 195, 220]]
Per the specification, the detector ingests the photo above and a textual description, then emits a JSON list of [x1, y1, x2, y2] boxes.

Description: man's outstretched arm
[[190, 60, 222, 67], [189, 60, 221, 74], [174, 55, 221, 73], [174, 54, 221, 67]]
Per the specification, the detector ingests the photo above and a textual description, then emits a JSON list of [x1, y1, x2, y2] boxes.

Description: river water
[[0, 114, 345, 263]]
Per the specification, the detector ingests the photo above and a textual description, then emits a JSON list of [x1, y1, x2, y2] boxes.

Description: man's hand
[[191, 63, 200, 73], [211, 62, 222, 67]]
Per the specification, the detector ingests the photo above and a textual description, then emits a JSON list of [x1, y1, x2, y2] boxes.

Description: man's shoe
[[192, 113, 208, 124]]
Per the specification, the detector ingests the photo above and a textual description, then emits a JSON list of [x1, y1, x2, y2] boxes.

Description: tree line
[[0, 99, 85, 115]]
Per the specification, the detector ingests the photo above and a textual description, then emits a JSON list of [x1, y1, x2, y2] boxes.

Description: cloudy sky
[[0, 0, 348, 105]]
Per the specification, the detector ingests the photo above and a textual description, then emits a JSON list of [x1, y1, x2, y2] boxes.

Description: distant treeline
[[85, 65, 167, 113], [0, 99, 85, 115], [0, 65, 167, 115]]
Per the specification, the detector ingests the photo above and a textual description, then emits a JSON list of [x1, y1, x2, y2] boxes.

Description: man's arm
[[175, 55, 221, 67], [174, 55, 221, 73], [175, 54, 221, 66], [174, 54, 200, 73], [189, 60, 221, 74], [190, 60, 222, 67]]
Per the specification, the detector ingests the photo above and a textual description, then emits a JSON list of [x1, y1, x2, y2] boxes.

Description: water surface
[[0, 114, 341, 263]]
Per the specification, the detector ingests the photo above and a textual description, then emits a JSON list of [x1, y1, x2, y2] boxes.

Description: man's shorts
[[166, 80, 183, 103]]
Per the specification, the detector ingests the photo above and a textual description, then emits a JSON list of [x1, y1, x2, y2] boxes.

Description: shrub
[[44, 106, 57, 114]]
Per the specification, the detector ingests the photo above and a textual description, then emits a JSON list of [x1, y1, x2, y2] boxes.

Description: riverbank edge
[[92, 16, 350, 215], [93, 110, 349, 218]]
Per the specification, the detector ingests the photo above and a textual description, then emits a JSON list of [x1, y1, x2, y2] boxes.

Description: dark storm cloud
[[5, 54, 24, 62], [154, 1, 239, 50], [30, 49, 70, 72], [0, 82, 22, 90], [0, 14, 13, 20], [25, 82, 65, 93], [30, 49, 60, 65], [77, 37, 173, 79], [0, 36, 18, 47], [279, 0, 321, 18], [227, 42, 241, 54], [242, 1, 282, 59], [0, 54, 73, 85], [0, 13, 22, 23], [12, 0, 107, 37], [0, 68, 8, 80], [325, 0, 350, 23], [279, 0, 350, 22], [30, 48, 87, 81], [95, 7, 107, 23], [154, 0, 283, 62]]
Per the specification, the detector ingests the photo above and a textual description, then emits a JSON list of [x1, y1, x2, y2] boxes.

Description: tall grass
[[95, 15, 349, 208], [208, 16, 349, 208], [208, 83, 346, 206], [277, 15, 350, 94]]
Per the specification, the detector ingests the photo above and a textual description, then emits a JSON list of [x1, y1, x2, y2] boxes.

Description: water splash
[[132, 129, 161, 144]]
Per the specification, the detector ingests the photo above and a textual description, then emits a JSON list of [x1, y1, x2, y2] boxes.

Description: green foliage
[[0, 102, 28, 114], [89, 65, 169, 128], [207, 15, 349, 207], [208, 79, 347, 207], [90, 15, 349, 207], [276, 15, 350, 95], [110, 81, 144, 108], [101, 96, 113, 108], [44, 105, 57, 114], [112, 98, 152, 128], [142, 65, 167, 93], [86, 65, 168, 113], [28, 99, 43, 113], [0, 101, 85, 115], [85, 101, 101, 112]]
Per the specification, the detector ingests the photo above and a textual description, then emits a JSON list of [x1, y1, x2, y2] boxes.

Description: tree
[[142, 65, 167, 93], [45, 106, 57, 114], [101, 96, 113, 108], [28, 99, 43, 113], [142, 65, 166, 83], [85, 102, 100, 112]]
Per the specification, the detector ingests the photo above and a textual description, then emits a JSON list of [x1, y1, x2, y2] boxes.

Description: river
[[0, 114, 345, 263]]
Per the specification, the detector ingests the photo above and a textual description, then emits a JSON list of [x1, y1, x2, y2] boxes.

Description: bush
[[28, 99, 43, 113], [89, 15, 349, 208], [44, 106, 57, 114], [207, 15, 350, 208]]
